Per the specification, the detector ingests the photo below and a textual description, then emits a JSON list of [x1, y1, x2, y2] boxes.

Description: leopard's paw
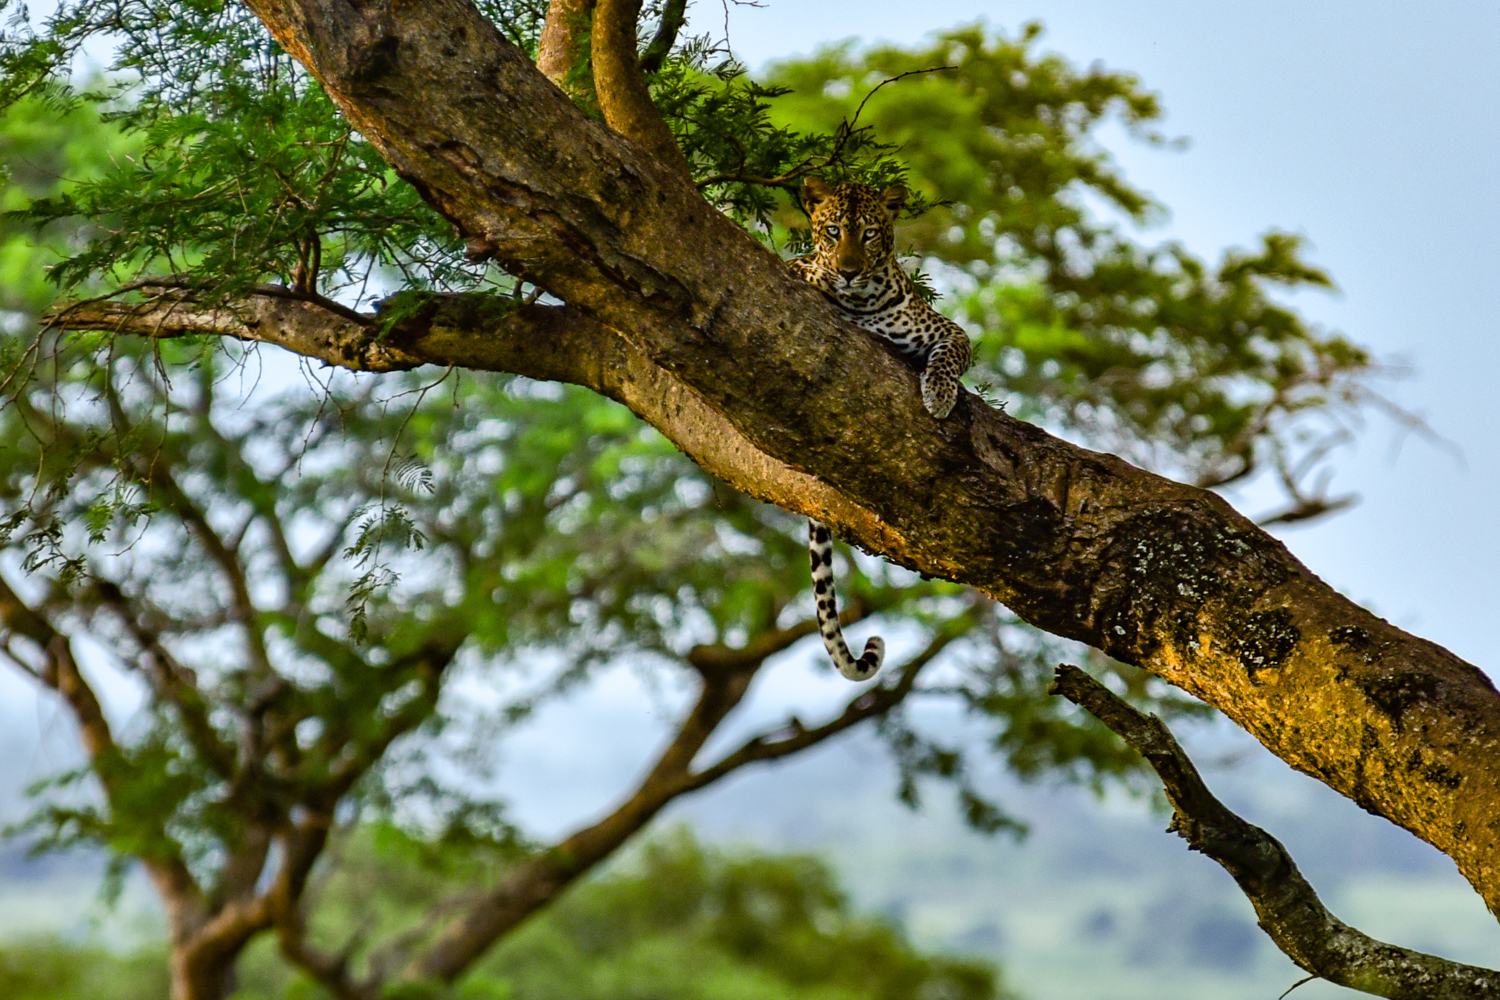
[[921, 372, 958, 419]]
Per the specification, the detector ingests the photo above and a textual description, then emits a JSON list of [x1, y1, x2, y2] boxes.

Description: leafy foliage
[[0, 831, 1004, 1000], [651, 39, 931, 232], [0, 0, 1331, 907], [0, 323, 1188, 872], [0, 1, 543, 307], [227, 826, 1008, 1000], [0, 88, 131, 315], [2, 8, 1381, 517], [29, 81, 479, 303]]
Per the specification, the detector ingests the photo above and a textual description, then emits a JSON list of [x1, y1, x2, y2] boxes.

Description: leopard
[[788, 177, 972, 681]]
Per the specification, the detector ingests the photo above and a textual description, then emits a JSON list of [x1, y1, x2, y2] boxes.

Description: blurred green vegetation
[[0, 937, 170, 1000], [0, 86, 138, 314], [0, 830, 1006, 1000]]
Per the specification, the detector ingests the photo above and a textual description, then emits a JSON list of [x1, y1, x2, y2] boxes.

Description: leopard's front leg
[[919, 323, 973, 419]]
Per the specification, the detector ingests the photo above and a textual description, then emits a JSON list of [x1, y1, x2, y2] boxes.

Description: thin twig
[[848, 65, 955, 136]]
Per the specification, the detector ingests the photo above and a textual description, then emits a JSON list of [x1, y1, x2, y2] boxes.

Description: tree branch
[[192, 416, 318, 616], [277, 916, 364, 1000], [636, 0, 686, 74], [44, 290, 892, 553], [399, 628, 761, 984], [93, 580, 239, 778], [168, 808, 350, 1000], [208, 825, 273, 914], [323, 637, 463, 799], [590, 0, 690, 174], [0, 636, 42, 680], [264, 816, 352, 998], [0, 578, 121, 766], [379, 612, 948, 988], [1050, 663, 1500, 1000], [45, 290, 417, 372], [0, 571, 209, 949], [92, 377, 278, 681], [684, 620, 959, 792], [536, 0, 596, 97], [685, 614, 828, 675]]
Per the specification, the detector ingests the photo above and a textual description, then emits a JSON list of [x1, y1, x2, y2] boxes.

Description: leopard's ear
[[879, 184, 908, 218], [802, 177, 833, 211]]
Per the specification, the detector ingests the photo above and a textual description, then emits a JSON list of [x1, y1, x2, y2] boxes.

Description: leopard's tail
[[808, 520, 884, 680]]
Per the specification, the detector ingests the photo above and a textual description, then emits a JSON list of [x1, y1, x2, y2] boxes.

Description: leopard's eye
[[863, 228, 879, 241], [825, 225, 840, 238]]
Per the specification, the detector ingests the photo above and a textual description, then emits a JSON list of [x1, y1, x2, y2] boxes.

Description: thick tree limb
[[46, 291, 411, 371], [46, 291, 893, 547], [55, 0, 1500, 927], [1051, 664, 1500, 1000]]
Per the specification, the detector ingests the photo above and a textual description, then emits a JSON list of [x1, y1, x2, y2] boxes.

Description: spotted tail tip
[[838, 635, 885, 682]]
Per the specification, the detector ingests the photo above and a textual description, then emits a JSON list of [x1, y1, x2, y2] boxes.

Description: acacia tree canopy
[[2, 2, 1499, 1000]]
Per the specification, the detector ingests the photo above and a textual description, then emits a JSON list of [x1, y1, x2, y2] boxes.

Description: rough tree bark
[[41, 0, 1500, 991]]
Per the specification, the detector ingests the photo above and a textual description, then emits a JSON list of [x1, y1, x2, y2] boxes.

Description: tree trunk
[[168, 946, 236, 1000]]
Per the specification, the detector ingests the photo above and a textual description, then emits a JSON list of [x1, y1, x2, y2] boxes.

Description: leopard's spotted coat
[[789, 178, 972, 681]]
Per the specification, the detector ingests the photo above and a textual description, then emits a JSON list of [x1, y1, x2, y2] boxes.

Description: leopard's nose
[[838, 269, 860, 282]]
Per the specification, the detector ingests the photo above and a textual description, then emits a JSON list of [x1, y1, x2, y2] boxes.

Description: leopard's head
[[801, 178, 906, 287]]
